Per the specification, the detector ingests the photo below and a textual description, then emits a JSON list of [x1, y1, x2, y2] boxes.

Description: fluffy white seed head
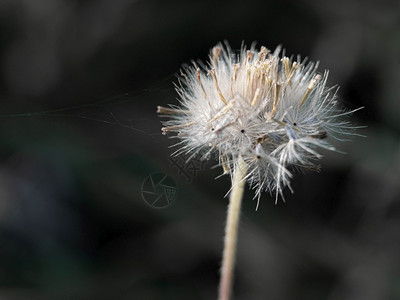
[[158, 42, 359, 206]]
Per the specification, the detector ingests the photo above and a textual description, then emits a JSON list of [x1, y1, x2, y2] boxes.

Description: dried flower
[[158, 42, 359, 206]]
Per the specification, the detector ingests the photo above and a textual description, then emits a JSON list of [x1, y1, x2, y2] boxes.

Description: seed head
[[158, 42, 359, 206]]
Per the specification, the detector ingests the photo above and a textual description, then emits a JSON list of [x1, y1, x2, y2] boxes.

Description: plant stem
[[218, 155, 247, 300]]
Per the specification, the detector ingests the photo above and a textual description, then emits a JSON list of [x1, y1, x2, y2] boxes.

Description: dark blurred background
[[0, 0, 399, 299]]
